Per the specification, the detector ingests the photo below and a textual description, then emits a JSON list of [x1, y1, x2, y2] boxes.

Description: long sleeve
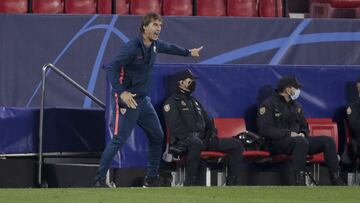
[[163, 98, 191, 142], [348, 103, 360, 133], [104, 43, 136, 94], [156, 40, 190, 56], [297, 105, 310, 136], [197, 100, 217, 137], [257, 102, 290, 140]]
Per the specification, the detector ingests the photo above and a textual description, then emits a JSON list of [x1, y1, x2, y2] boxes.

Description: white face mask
[[290, 88, 301, 100]]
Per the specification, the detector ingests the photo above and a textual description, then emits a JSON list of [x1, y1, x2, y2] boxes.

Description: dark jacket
[[104, 36, 189, 101], [257, 94, 309, 144], [347, 98, 360, 149], [163, 89, 216, 145]]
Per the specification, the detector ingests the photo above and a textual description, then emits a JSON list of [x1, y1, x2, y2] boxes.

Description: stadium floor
[[0, 186, 358, 203]]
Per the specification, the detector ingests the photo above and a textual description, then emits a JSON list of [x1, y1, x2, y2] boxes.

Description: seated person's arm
[[201, 105, 217, 139], [298, 105, 309, 137], [163, 99, 191, 142], [348, 104, 360, 133], [257, 103, 290, 140]]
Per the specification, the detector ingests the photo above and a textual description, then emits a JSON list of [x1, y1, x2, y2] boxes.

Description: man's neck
[[142, 34, 152, 46], [280, 93, 291, 102], [178, 87, 192, 97], [179, 87, 189, 93]]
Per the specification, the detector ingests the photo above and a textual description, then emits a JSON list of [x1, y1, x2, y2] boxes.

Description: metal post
[[206, 167, 211, 186], [37, 63, 105, 187], [37, 64, 48, 186]]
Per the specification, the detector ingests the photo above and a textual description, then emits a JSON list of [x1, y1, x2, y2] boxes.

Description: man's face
[[143, 19, 162, 41], [179, 78, 194, 92], [285, 86, 297, 96]]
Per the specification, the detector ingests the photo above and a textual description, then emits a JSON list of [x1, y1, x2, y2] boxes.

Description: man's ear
[[281, 87, 288, 94]]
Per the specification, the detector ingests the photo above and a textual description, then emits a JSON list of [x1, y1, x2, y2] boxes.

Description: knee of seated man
[[320, 135, 336, 146], [229, 138, 244, 151], [292, 136, 309, 146]]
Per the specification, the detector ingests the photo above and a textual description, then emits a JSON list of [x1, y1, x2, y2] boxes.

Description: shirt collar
[[275, 93, 293, 104], [175, 88, 191, 99]]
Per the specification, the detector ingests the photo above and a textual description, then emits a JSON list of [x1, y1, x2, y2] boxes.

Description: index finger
[[197, 46, 203, 51], [128, 99, 136, 109], [131, 98, 138, 107]]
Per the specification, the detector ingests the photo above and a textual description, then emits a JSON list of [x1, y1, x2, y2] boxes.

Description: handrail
[[38, 63, 105, 187]]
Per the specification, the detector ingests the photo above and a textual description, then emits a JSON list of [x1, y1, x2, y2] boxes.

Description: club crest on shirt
[[259, 107, 266, 115], [181, 101, 186, 106], [298, 107, 301, 114], [120, 108, 126, 115], [164, 104, 170, 112], [347, 107, 352, 115]]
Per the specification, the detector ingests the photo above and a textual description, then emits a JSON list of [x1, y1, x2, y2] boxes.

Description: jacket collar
[[137, 35, 155, 48], [174, 88, 192, 99], [275, 93, 293, 104]]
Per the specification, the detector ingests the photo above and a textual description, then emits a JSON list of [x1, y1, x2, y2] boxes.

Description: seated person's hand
[[290, 132, 304, 137]]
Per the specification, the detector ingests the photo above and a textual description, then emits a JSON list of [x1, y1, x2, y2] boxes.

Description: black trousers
[[269, 136, 339, 173], [183, 136, 244, 178]]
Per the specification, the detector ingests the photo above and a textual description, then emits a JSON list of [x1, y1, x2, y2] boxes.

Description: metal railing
[[38, 63, 105, 187]]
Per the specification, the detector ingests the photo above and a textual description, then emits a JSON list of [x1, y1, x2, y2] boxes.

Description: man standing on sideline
[[257, 75, 344, 185], [163, 69, 244, 186], [94, 13, 203, 187]]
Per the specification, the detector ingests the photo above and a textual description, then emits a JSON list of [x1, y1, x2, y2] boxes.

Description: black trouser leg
[[210, 138, 243, 185], [215, 138, 244, 178], [270, 136, 309, 172], [184, 136, 205, 177], [308, 136, 339, 173], [307, 136, 344, 185]]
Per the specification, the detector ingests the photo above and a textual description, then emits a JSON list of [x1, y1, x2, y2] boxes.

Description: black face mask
[[188, 80, 196, 92]]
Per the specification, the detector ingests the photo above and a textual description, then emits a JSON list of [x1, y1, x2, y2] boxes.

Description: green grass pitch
[[0, 186, 358, 203]]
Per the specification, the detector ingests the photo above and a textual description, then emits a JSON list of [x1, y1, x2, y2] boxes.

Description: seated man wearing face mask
[[256, 75, 344, 185], [163, 69, 244, 186]]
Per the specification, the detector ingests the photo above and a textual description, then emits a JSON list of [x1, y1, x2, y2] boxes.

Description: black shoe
[[226, 176, 238, 186], [94, 178, 114, 188], [294, 171, 306, 186], [330, 172, 346, 186], [143, 176, 165, 187]]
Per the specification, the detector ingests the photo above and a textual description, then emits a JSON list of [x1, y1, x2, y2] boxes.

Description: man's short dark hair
[[140, 12, 162, 33], [175, 69, 199, 82]]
